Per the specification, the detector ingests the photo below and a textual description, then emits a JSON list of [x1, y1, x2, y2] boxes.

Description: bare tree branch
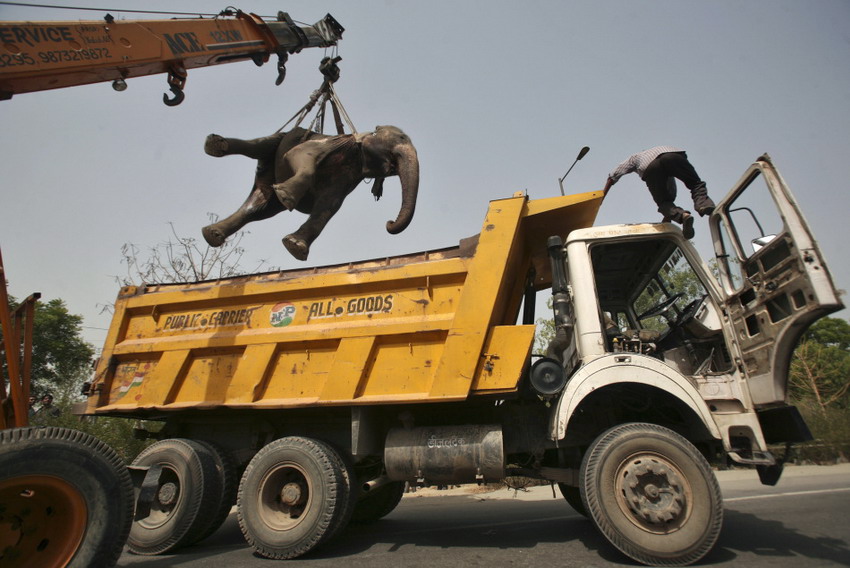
[[115, 217, 277, 287]]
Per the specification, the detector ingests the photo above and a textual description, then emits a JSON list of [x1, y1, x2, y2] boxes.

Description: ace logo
[[270, 303, 296, 327]]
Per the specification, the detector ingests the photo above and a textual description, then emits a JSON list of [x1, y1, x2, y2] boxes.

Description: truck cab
[[549, 154, 843, 476]]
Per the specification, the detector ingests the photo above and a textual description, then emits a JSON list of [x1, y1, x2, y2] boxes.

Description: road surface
[[118, 463, 850, 567]]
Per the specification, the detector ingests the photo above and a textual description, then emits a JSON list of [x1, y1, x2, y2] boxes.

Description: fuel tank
[[384, 424, 504, 484]]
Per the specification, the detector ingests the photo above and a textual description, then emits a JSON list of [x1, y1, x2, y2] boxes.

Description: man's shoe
[[681, 213, 695, 239], [697, 204, 715, 217]]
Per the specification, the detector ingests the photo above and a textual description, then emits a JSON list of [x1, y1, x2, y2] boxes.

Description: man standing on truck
[[603, 146, 715, 239]]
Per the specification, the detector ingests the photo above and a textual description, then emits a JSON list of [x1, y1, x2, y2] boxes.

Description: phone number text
[[0, 48, 112, 67]]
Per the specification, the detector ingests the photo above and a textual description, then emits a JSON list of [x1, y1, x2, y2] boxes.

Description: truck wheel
[[0, 426, 134, 568], [183, 441, 238, 545], [580, 423, 722, 566], [321, 443, 357, 542], [237, 436, 349, 559], [128, 438, 222, 555], [557, 483, 588, 518], [351, 481, 405, 523]]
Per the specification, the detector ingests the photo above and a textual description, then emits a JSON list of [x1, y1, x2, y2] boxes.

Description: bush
[[31, 409, 152, 464], [786, 399, 850, 464]]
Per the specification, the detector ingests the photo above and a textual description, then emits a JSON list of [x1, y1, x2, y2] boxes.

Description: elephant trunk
[[386, 145, 419, 234]]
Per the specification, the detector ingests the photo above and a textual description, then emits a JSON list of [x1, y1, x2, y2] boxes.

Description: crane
[[0, 8, 344, 567], [0, 8, 343, 105]]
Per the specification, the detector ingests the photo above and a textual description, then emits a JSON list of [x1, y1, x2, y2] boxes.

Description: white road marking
[[725, 487, 850, 503]]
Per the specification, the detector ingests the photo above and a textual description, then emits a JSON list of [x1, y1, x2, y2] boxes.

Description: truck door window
[[716, 223, 744, 289], [714, 171, 783, 293]]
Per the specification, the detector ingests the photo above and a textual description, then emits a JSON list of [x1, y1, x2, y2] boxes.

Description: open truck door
[[709, 154, 844, 408]]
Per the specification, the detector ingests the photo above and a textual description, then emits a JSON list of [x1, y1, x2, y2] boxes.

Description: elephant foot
[[273, 184, 299, 211], [204, 134, 229, 157], [202, 225, 227, 247], [282, 235, 309, 261]]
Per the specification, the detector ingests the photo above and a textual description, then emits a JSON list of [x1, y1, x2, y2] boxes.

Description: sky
[[1, 0, 848, 352]]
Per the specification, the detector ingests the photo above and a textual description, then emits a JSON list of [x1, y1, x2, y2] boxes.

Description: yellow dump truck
[[85, 155, 842, 566]]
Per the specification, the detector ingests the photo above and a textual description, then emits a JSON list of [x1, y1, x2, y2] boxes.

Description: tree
[[534, 297, 556, 355], [789, 316, 850, 414], [802, 317, 850, 350], [2, 296, 95, 401], [117, 216, 274, 286]]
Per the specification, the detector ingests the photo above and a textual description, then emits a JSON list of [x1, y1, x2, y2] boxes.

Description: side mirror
[[752, 234, 776, 253]]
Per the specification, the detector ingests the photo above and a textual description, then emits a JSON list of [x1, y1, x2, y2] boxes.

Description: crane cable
[[0, 2, 293, 21], [275, 56, 356, 137]]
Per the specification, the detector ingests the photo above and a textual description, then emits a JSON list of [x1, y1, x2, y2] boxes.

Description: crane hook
[[163, 66, 187, 107], [275, 51, 289, 86], [163, 84, 185, 106]]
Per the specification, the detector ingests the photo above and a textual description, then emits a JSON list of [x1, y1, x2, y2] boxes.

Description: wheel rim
[[137, 465, 182, 530], [257, 462, 312, 532], [0, 475, 87, 568], [613, 452, 693, 534]]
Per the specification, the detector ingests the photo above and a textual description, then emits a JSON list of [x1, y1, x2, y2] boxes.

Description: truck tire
[[0, 426, 134, 568], [237, 436, 350, 559], [183, 440, 238, 545], [321, 442, 357, 542], [127, 438, 222, 555], [351, 481, 405, 523], [557, 483, 588, 518], [580, 423, 723, 566]]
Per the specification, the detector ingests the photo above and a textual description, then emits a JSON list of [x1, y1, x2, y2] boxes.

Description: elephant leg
[[204, 133, 284, 159], [203, 182, 283, 247], [273, 144, 322, 210], [282, 193, 346, 261], [273, 176, 313, 211]]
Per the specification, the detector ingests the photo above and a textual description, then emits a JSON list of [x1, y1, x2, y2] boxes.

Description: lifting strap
[[275, 56, 357, 138]]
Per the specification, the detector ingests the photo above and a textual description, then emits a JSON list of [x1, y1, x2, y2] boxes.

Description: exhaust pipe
[[362, 475, 392, 493]]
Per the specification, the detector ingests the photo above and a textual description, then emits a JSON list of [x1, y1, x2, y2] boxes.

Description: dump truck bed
[[86, 192, 602, 417]]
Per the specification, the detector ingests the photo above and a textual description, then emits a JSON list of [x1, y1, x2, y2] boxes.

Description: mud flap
[[129, 463, 162, 520], [757, 462, 784, 486], [756, 442, 793, 486], [757, 405, 813, 444], [753, 406, 812, 486]]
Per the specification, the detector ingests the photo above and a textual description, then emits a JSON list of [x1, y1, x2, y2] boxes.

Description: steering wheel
[[675, 294, 708, 328], [637, 292, 683, 321]]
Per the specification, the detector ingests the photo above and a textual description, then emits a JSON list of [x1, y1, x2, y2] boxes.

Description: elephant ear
[[371, 177, 385, 201]]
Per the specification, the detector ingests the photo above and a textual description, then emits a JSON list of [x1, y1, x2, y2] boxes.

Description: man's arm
[[606, 152, 639, 190]]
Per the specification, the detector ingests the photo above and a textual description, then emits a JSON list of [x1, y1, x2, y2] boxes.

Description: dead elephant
[[202, 125, 420, 261]]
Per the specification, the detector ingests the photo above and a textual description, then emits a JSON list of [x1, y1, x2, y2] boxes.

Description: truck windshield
[[634, 246, 707, 332], [591, 237, 732, 375]]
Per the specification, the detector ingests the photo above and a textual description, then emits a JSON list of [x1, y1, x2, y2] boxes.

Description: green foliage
[[802, 317, 850, 350], [3, 294, 160, 463], [30, 407, 153, 463], [2, 296, 95, 399], [787, 317, 850, 462], [534, 297, 556, 355], [789, 398, 850, 463], [790, 317, 850, 412]]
